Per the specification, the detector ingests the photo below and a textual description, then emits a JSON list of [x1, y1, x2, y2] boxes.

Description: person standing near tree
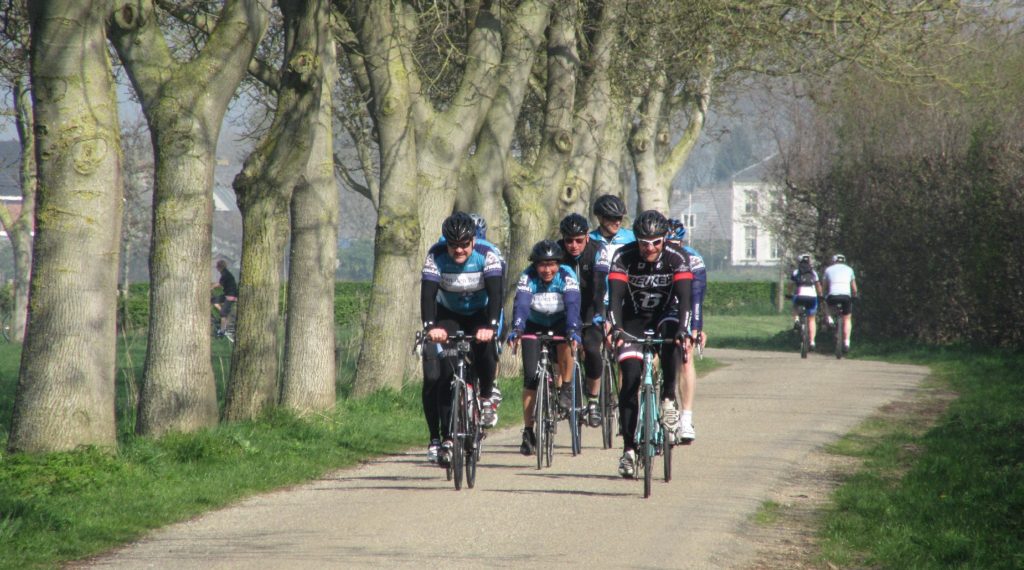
[[212, 259, 238, 337]]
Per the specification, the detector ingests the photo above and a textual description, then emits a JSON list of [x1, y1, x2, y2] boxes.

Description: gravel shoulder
[[74, 348, 930, 569]]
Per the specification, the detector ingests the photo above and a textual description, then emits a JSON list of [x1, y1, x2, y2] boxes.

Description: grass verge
[[712, 314, 1024, 569]]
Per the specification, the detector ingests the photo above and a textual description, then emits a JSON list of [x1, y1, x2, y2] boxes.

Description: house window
[[745, 225, 758, 259], [770, 237, 781, 259], [745, 190, 758, 215], [683, 213, 696, 229]]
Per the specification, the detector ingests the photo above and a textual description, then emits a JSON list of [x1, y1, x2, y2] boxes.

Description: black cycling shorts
[[826, 295, 853, 315]]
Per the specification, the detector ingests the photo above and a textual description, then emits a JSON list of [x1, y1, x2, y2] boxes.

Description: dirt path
[[75, 349, 929, 569]]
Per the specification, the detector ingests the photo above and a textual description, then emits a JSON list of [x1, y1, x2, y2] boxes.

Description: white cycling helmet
[[832, 254, 846, 264]]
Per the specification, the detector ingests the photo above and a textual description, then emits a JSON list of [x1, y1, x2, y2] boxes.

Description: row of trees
[[1, 0, 976, 453]]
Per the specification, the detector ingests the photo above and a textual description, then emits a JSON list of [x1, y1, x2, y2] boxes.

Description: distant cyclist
[[607, 210, 695, 478], [823, 253, 858, 354], [211, 259, 238, 337], [506, 240, 582, 456], [421, 212, 503, 465], [666, 218, 706, 443], [556, 213, 610, 428], [588, 194, 635, 260], [788, 253, 823, 350]]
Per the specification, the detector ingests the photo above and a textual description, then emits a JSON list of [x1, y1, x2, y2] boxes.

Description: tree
[[108, 0, 271, 436], [279, 5, 339, 415], [338, 0, 552, 394], [224, 0, 327, 420], [8, 0, 123, 452]]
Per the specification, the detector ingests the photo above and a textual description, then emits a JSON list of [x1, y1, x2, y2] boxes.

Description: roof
[[731, 153, 779, 184]]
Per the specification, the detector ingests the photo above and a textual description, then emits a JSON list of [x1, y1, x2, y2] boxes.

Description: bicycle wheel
[[799, 313, 809, 359], [662, 423, 672, 483], [451, 383, 466, 490], [835, 317, 843, 360], [534, 368, 547, 470], [569, 364, 582, 456], [544, 369, 556, 468], [466, 396, 479, 489], [600, 353, 617, 449], [640, 385, 655, 498]]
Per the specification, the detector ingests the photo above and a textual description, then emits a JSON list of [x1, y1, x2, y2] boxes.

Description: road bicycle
[[415, 329, 483, 490], [615, 329, 676, 499], [599, 340, 619, 450], [520, 332, 566, 470], [786, 295, 812, 359]]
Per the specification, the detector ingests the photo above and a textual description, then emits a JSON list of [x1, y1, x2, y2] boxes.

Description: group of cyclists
[[787, 252, 858, 353], [419, 194, 707, 478]]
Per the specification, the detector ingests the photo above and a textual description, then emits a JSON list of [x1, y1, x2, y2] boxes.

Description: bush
[[704, 281, 779, 315]]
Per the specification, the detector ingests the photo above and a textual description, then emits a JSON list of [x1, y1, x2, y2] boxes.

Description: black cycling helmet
[[442, 212, 476, 243], [529, 239, 565, 262], [592, 194, 627, 219], [468, 213, 487, 239], [632, 210, 670, 239], [559, 213, 589, 236]]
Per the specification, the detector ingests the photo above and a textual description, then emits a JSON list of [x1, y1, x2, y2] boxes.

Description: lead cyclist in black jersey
[[607, 210, 695, 478]]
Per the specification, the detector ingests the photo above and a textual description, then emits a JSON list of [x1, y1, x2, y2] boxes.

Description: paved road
[[77, 349, 929, 569]]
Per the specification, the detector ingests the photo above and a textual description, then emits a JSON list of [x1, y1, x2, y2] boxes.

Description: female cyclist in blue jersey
[[506, 240, 582, 456]]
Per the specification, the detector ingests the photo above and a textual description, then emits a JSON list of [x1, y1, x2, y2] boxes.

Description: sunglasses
[[563, 236, 587, 245], [447, 240, 473, 250], [638, 238, 664, 248], [601, 216, 623, 222]]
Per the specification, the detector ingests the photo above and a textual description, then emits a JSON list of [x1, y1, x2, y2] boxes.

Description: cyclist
[[211, 259, 238, 337], [823, 253, 858, 354], [666, 218, 706, 443], [421, 212, 504, 465], [506, 240, 582, 456], [607, 210, 695, 478], [788, 253, 824, 350], [434, 212, 507, 407], [589, 194, 635, 259], [556, 213, 610, 428]]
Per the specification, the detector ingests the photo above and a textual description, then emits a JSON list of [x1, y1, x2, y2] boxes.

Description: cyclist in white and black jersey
[[823, 254, 858, 353], [788, 253, 823, 350], [607, 210, 695, 478], [557, 213, 610, 428]]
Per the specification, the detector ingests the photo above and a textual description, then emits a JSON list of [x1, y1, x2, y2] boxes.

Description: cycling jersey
[[589, 226, 635, 262], [511, 265, 582, 338], [824, 263, 856, 297], [790, 268, 820, 298], [607, 241, 694, 331], [683, 245, 707, 331], [421, 241, 503, 323], [558, 238, 609, 324]]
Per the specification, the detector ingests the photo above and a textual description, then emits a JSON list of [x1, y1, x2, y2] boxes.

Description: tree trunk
[[108, 0, 271, 435], [224, 0, 325, 421], [9, 0, 122, 453], [281, 14, 338, 415]]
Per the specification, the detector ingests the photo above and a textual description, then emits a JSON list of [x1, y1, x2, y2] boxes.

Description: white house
[[677, 154, 781, 268]]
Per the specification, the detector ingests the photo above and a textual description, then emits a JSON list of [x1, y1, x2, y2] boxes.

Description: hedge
[[115, 279, 777, 332]]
